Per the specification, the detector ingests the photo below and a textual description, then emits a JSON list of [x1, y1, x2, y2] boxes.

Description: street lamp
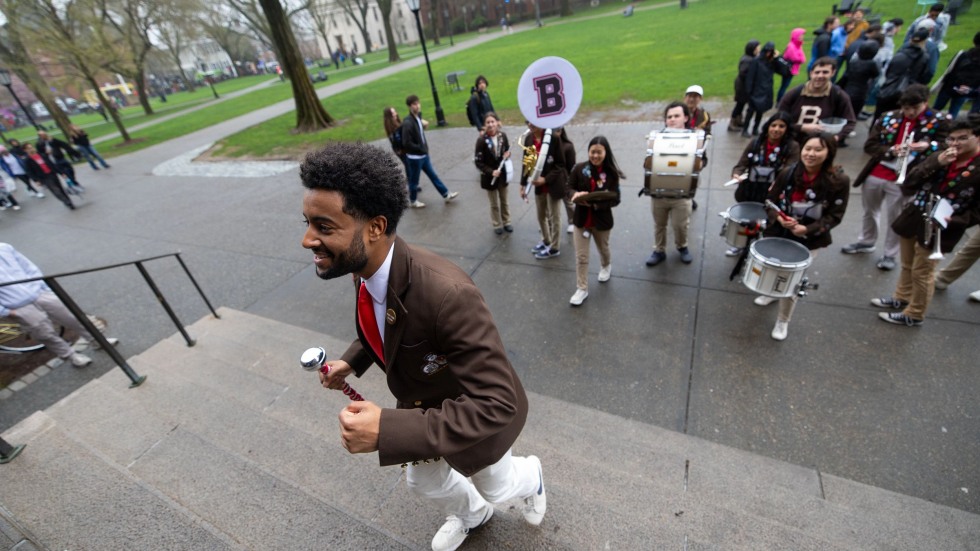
[[0, 68, 42, 131], [405, 0, 446, 126]]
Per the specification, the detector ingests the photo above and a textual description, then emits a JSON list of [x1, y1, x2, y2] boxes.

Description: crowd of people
[[0, 125, 110, 215]]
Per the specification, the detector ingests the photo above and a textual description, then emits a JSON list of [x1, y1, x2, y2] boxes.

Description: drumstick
[[764, 199, 796, 223], [724, 174, 748, 187], [301, 347, 365, 401]]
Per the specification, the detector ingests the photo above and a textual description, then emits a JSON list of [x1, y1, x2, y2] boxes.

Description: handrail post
[[174, 253, 220, 319], [134, 262, 196, 347], [0, 437, 26, 464], [44, 278, 146, 388]]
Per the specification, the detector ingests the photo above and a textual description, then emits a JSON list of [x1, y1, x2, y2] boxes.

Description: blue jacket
[[0, 243, 48, 317], [0, 154, 26, 178], [830, 27, 848, 57]]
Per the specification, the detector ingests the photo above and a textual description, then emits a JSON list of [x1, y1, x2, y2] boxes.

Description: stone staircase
[[1, 308, 977, 550]]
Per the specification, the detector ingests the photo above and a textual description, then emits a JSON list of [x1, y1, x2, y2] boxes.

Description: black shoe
[[691, 199, 698, 211], [678, 247, 693, 264], [646, 251, 666, 266]]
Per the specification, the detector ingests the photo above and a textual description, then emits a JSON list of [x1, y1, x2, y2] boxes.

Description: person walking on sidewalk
[[20, 144, 75, 209], [842, 85, 951, 271], [300, 142, 546, 551], [36, 130, 82, 190], [1, 142, 44, 197], [933, 230, 980, 302], [0, 242, 119, 367], [68, 124, 111, 170], [400, 95, 459, 208]]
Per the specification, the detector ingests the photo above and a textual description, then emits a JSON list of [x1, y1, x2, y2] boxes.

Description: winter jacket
[[0, 243, 48, 318], [466, 89, 495, 130], [783, 28, 807, 76], [734, 40, 761, 103], [880, 43, 932, 100], [810, 29, 832, 71], [745, 43, 778, 112], [839, 41, 881, 104]]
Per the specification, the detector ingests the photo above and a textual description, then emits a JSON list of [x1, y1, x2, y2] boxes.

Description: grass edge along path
[[211, 0, 978, 160]]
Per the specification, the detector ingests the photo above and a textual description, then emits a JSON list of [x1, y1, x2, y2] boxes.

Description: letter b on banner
[[518, 57, 582, 128], [534, 74, 565, 117]]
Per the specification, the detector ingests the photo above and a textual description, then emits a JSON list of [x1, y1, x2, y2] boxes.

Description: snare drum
[[643, 129, 705, 198], [721, 202, 767, 248], [742, 238, 812, 298]]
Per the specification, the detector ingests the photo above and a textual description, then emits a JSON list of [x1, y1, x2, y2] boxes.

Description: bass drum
[[643, 129, 704, 198], [742, 238, 811, 298]]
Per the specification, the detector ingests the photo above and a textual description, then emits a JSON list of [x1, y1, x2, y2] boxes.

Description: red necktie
[[357, 283, 384, 363]]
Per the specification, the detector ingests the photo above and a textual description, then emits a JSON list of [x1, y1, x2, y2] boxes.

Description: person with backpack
[[466, 76, 496, 133], [741, 42, 779, 138], [873, 29, 935, 126]]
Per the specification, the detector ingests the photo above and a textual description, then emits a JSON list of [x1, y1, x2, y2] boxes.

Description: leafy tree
[[156, 0, 205, 92], [98, 0, 167, 115], [0, 18, 73, 138], [336, 0, 372, 53]]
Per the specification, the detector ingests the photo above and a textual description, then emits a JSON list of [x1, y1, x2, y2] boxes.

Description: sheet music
[[931, 198, 953, 229]]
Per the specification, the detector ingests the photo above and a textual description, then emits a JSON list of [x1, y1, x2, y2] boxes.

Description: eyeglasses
[[946, 135, 976, 144]]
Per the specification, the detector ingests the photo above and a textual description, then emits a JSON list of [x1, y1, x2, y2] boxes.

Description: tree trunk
[[384, 17, 399, 62], [19, 73, 72, 138], [87, 75, 131, 142], [258, 0, 334, 132], [135, 68, 154, 115], [560, 0, 572, 17]]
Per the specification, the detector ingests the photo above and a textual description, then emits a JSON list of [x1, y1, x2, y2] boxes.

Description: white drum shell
[[722, 202, 767, 248], [644, 130, 704, 197], [742, 238, 812, 298]]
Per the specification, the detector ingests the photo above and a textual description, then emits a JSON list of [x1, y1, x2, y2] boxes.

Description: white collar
[[362, 241, 395, 305]]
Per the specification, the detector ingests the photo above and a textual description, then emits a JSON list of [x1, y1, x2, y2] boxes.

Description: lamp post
[[406, 0, 446, 126], [0, 68, 42, 131]]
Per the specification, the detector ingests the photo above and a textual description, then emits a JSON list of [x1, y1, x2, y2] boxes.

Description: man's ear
[[366, 216, 388, 242]]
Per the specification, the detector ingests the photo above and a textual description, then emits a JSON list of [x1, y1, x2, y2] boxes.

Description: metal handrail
[[0, 252, 219, 388]]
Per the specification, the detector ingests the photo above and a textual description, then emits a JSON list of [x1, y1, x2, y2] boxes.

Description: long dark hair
[[754, 111, 795, 152], [587, 135, 626, 179], [382, 106, 401, 137], [800, 132, 838, 174]]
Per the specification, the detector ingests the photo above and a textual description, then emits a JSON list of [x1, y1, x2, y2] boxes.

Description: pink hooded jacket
[[783, 28, 807, 75]]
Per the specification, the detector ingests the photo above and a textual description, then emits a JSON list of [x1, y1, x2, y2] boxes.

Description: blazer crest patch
[[422, 353, 448, 375]]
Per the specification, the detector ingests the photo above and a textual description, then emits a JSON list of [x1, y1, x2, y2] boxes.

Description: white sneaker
[[431, 505, 493, 551], [934, 278, 949, 290], [444, 191, 459, 203], [34, 191, 45, 198], [569, 288, 588, 306], [598, 265, 611, 282], [771, 321, 788, 341], [566, 224, 574, 234], [725, 247, 742, 257], [410, 200, 426, 208], [67, 353, 93, 367], [754, 295, 777, 306], [522, 455, 546, 525], [75, 336, 119, 349], [970, 290, 980, 302]]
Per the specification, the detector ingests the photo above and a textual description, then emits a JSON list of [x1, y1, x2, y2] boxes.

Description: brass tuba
[[516, 129, 537, 177]]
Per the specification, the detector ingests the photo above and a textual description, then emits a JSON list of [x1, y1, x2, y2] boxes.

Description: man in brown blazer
[[300, 142, 545, 551]]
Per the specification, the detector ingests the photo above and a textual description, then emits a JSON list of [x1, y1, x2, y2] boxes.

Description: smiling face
[[800, 137, 829, 172], [767, 120, 788, 143], [302, 189, 370, 280], [588, 143, 606, 167], [483, 115, 499, 136]]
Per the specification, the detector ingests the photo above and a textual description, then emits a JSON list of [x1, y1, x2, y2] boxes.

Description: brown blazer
[[853, 108, 952, 187], [341, 237, 528, 476]]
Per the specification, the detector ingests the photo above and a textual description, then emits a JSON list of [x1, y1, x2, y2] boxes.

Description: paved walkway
[[1, 16, 977, 520]]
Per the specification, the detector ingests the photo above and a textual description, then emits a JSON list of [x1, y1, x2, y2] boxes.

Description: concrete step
[[0, 413, 241, 551], [4, 308, 978, 550]]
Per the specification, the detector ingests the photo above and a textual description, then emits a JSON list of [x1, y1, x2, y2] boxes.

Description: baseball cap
[[685, 85, 704, 97]]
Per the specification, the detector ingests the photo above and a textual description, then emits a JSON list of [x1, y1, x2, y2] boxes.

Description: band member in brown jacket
[[873, 120, 980, 326], [301, 142, 545, 551]]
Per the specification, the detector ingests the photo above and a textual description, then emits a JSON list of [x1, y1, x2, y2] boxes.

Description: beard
[[314, 233, 369, 280]]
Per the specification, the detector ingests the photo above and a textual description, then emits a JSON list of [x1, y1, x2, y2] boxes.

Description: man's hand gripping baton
[[300, 347, 365, 401]]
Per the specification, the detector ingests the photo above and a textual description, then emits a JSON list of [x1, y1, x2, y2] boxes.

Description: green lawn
[[211, 0, 980, 159]]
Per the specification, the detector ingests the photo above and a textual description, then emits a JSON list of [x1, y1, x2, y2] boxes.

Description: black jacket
[[745, 45, 778, 112], [36, 137, 78, 162], [399, 114, 428, 156], [880, 44, 931, 99], [466, 89, 495, 129]]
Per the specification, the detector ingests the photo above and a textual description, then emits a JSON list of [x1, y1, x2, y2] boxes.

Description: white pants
[[857, 175, 907, 259], [9, 291, 92, 358], [405, 449, 538, 528]]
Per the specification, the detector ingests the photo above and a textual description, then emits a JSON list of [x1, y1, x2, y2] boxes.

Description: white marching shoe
[[771, 320, 789, 341], [431, 504, 493, 551]]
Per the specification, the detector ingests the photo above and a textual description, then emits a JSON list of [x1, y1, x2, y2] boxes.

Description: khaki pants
[[573, 227, 611, 290], [535, 193, 562, 250], [486, 186, 511, 229], [651, 197, 692, 252], [894, 237, 940, 320], [936, 230, 980, 286], [9, 291, 92, 358]]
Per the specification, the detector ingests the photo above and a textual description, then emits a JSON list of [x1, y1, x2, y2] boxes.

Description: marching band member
[[841, 85, 951, 272], [567, 136, 624, 306], [728, 111, 800, 256], [873, 120, 980, 326], [756, 133, 850, 340], [473, 112, 512, 235], [521, 123, 569, 260], [645, 102, 700, 266]]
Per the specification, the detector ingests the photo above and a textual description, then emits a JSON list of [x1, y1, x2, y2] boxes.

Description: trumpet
[[895, 122, 914, 185], [924, 192, 945, 260]]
